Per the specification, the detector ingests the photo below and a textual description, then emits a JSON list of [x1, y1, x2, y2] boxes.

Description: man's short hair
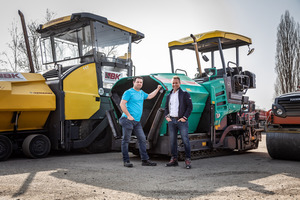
[[172, 76, 181, 82], [133, 76, 143, 82]]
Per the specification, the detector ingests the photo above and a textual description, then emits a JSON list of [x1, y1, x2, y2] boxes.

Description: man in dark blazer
[[164, 76, 193, 169]]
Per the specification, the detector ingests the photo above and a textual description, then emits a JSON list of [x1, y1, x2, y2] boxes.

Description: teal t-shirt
[[121, 88, 148, 122]]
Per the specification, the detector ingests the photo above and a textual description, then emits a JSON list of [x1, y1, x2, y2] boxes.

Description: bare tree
[[0, 21, 22, 72], [44, 9, 56, 22], [275, 10, 300, 96], [18, 21, 42, 72], [0, 9, 56, 72]]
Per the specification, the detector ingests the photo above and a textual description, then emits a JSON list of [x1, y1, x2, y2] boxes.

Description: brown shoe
[[185, 158, 191, 169], [165, 157, 178, 167]]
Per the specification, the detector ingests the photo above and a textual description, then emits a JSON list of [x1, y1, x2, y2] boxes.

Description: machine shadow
[[52, 152, 300, 199], [1, 150, 300, 199]]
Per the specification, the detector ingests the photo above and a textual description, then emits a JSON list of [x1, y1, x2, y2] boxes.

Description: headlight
[[98, 88, 105, 95], [272, 104, 286, 118], [208, 71, 214, 77], [276, 109, 283, 115]]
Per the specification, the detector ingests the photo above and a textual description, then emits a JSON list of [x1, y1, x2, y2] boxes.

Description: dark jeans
[[168, 118, 191, 159], [119, 117, 149, 162]]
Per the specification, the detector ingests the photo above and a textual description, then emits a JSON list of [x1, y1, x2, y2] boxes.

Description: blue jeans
[[119, 117, 149, 162], [168, 118, 191, 159]]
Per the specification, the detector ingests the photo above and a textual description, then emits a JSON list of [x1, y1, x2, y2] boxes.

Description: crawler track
[[179, 149, 234, 160]]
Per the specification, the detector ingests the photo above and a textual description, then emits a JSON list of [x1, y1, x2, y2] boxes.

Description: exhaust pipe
[[190, 34, 202, 77], [18, 10, 35, 73]]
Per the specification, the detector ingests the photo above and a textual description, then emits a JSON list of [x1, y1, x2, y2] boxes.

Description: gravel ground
[[1, 133, 300, 200]]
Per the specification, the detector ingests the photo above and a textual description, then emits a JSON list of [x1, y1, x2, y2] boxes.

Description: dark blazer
[[164, 87, 193, 120]]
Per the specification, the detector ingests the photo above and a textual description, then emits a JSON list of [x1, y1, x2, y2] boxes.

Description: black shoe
[[165, 157, 178, 167], [185, 158, 191, 169], [142, 160, 157, 166], [124, 161, 133, 167]]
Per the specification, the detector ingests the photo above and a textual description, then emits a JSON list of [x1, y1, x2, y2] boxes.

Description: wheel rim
[[30, 137, 49, 157], [23, 134, 51, 158]]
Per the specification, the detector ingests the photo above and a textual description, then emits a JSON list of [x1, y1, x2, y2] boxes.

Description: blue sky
[[1, 0, 300, 110]]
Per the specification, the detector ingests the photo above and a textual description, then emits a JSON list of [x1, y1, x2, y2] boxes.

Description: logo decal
[[0, 72, 27, 81], [104, 70, 123, 83], [290, 98, 300, 102]]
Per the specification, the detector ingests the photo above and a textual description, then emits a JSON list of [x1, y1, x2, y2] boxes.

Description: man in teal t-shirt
[[119, 76, 162, 167], [121, 88, 148, 122]]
